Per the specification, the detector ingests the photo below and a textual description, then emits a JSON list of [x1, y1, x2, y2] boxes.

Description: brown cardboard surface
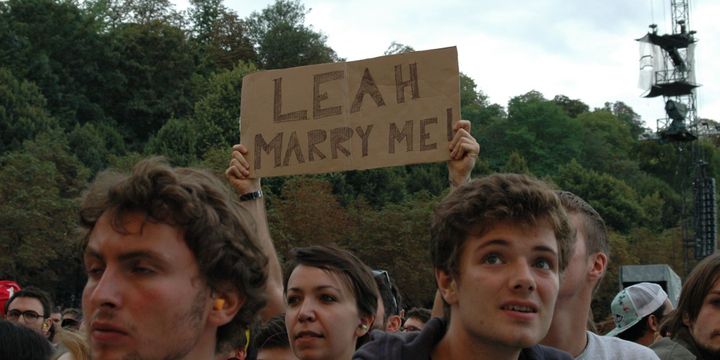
[[240, 46, 459, 177]]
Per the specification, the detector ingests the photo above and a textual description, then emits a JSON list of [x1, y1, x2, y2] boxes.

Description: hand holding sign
[[240, 47, 460, 177]]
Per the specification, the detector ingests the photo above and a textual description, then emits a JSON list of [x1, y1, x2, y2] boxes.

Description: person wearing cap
[[606, 282, 673, 346], [650, 253, 720, 360]]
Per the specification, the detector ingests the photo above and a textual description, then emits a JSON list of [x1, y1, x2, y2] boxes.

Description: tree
[[145, 117, 198, 166], [384, 41, 414, 55], [552, 95, 589, 118], [273, 177, 353, 247], [246, 0, 339, 69], [0, 0, 117, 128], [575, 110, 634, 173], [603, 101, 647, 139], [347, 193, 438, 307], [188, 0, 256, 71], [192, 61, 257, 157], [0, 131, 89, 303], [108, 20, 198, 144], [83, 0, 184, 29], [0, 68, 58, 153], [555, 160, 644, 233]]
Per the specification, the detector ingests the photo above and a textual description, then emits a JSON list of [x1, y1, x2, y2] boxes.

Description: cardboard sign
[[240, 47, 459, 177]]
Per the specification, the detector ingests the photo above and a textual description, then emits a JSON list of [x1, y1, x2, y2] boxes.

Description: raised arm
[[225, 144, 284, 322]]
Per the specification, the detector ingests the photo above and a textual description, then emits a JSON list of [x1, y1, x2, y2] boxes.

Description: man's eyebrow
[[533, 245, 558, 256], [83, 248, 103, 261], [476, 239, 511, 249], [83, 248, 169, 264]]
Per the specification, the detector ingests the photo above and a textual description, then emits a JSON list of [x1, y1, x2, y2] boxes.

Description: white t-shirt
[[576, 331, 660, 360]]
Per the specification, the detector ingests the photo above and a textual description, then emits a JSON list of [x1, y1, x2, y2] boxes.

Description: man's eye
[[85, 266, 104, 277], [131, 266, 154, 274], [534, 258, 552, 270], [483, 253, 502, 265], [320, 294, 337, 303]]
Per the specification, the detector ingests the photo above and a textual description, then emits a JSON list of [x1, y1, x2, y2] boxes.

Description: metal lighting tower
[[637, 0, 717, 265], [637, 0, 698, 142]]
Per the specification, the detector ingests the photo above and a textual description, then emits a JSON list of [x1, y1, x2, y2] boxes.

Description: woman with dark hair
[[651, 253, 720, 359], [284, 245, 378, 360], [0, 319, 53, 360]]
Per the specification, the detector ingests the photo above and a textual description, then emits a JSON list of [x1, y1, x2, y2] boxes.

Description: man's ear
[[435, 268, 458, 306], [587, 252, 608, 282], [41, 319, 52, 337], [385, 315, 402, 333], [648, 314, 660, 332], [209, 289, 245, 327]]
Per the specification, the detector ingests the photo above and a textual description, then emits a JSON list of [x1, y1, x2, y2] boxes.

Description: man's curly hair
[[431, 173, 573, 278], [78, 157, 267, 351]]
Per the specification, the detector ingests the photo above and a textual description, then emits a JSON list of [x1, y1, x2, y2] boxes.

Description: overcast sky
[[176, 0, 719, 130]]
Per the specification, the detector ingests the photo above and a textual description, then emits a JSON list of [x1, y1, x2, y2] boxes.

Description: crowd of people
[[2, 121, 719, 360]]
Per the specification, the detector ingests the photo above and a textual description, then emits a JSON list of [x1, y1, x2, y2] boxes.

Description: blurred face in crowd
[[6, 297, 51, 337], [402, 316, 425, 332], [50, 311, 62, 327], [285, 265, 370, 360], [685, 278, 720, 357], [440, 220, 560, 350], [82, 211, 213, 360]]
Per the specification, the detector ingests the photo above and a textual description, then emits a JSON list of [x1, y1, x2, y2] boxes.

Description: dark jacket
[[651, 327, 714, 360], [353, 317, 572, 360]]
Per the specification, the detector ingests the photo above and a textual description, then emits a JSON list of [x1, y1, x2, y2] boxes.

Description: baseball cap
[[606, 282, 668, 337]]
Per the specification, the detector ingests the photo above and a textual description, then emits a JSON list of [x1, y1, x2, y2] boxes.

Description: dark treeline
[[1, 0, 718, 324]]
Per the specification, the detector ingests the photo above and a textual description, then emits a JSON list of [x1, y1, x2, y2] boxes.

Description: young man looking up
[[355, 174, 574, 359], [79, 158, 268, 360], [541, 191, 659, 359]]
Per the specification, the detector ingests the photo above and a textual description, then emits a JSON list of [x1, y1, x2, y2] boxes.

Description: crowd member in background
[[540, 191, 659, 359], [4, 286, 54, 341], [215, 329, 249, 360], [79, 157, 268, 360], [284, 245, 377, 360], [356, 174, 574, 359], [401, 307, 431, 332], [50, 306, 62, 330], [0, 319, 53, 360], [605, 282, 672, 346], [372, 269, 403, 332], [651, 253, 720, 360], [254, 314, 297, 360], [61, 308, 82, 331]]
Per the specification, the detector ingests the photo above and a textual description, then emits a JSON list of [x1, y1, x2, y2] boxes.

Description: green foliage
[[0, 0, 115, 128], [108, 20, 197, 143], [145, 117, 198, 166], [193, 61, 257, 156], [384, 41, 415, 55], [555, 160, 644, 233], [0, 68, 58, 153], [552, 95, 589, 118], [0, 131, 89, 303], [246, 0, 339, 69]]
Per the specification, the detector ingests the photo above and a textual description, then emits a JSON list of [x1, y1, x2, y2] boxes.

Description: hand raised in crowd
[[448, 119, 479, 187], [225, 143, 260, 194]]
